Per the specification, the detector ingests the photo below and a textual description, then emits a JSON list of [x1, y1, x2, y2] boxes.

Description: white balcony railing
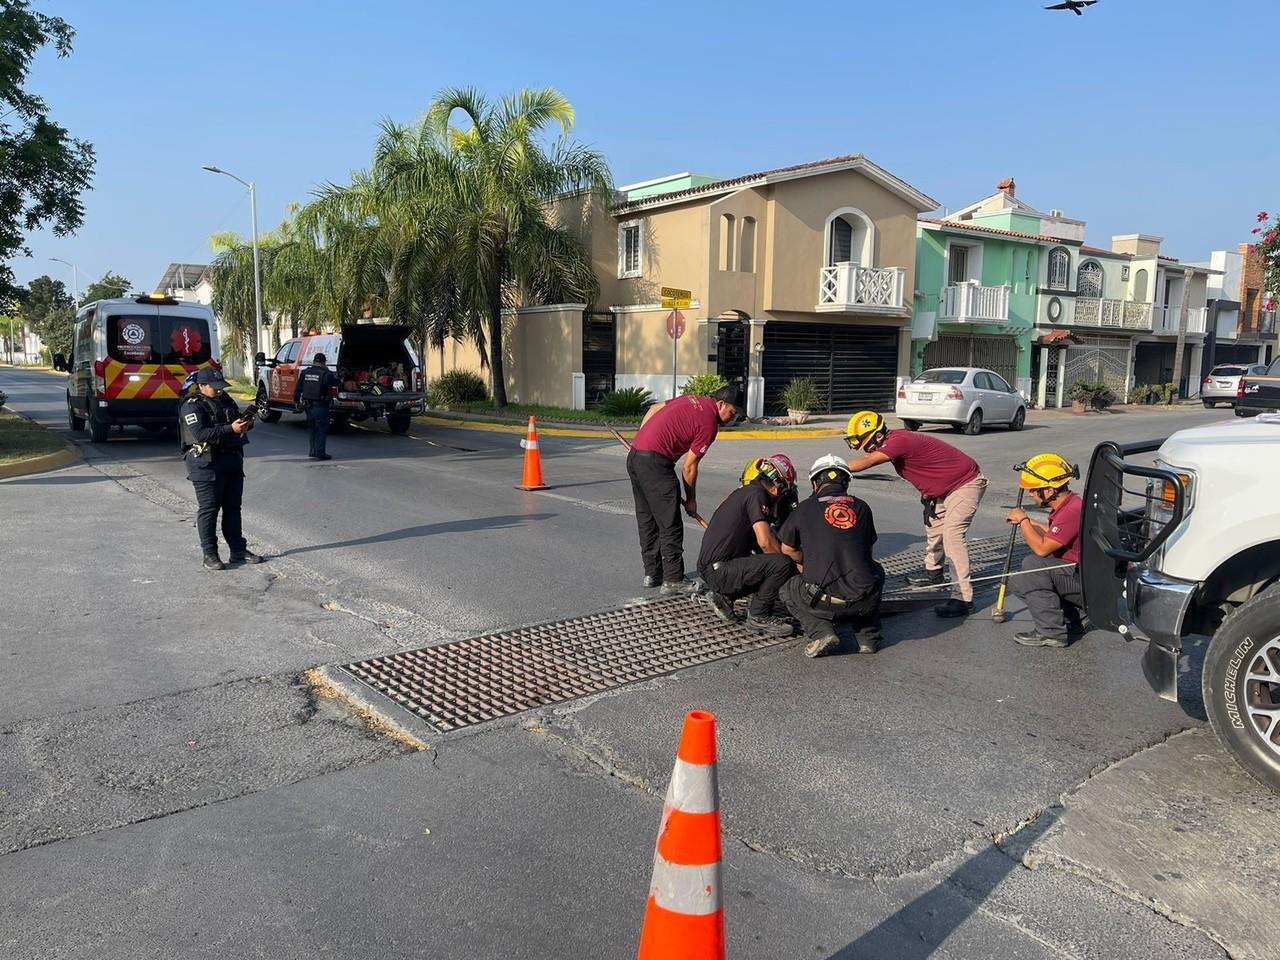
[[817, 263, 907, 313], [1151, 305, 1207, 336], [938, 282, 1010, 324], [1070, 298, 1153, 331]]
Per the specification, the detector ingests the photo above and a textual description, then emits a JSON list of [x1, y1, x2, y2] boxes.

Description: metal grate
[[341, 537, 1034, 732]]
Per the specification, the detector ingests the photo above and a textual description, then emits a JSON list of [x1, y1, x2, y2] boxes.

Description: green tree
[[1252, 211, 1279, 317], [0, 2, 96, 302], [17, 273, 73, 358], [81, 271, 130, 304]]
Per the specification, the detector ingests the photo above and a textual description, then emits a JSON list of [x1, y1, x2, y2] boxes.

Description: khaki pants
[[923, 476, 987, 602]]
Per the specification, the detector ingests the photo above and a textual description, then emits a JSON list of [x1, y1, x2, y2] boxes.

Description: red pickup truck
[[254, 323, 425, 434]]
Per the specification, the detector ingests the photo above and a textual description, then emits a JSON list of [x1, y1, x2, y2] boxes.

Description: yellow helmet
[[740, 457, 767, 486], [1018, 453, 1078, 490], [845, 410, 888, 451], [740, 456, 784, 488]]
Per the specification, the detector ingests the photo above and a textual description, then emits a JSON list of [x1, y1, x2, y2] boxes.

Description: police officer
[[779, 455, 885, 658], [179, 367, 262, 570], [293, 351, 340, 460]]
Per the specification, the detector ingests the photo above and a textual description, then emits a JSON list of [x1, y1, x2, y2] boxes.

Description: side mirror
[[52, 353, 67, 371], [254, 352, 267, 366]]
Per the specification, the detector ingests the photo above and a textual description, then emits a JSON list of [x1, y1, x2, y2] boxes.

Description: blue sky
[[13, 0, 1274, 294]]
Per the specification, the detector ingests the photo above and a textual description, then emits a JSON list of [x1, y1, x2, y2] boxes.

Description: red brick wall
[[1238, 243, 1266, 335]]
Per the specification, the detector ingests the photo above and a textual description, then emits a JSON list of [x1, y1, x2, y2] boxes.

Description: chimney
[[997, 177, 1016, 197]]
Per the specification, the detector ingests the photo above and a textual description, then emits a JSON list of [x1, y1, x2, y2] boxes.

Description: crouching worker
[[698, 457, 796, 638], [1007, 453, 1084, 648], [779, 455, 884, 658]]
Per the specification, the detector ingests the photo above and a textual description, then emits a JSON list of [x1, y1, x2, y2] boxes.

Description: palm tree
[[386, 86, 613, 406], [208, 230, 260, 357]]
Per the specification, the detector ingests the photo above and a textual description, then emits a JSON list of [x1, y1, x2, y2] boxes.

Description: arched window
[[1133, 268, 1149, 301], [1047, 247, 1071, 290], [1077, 260, 1103, 298], [719, 214, 735, 271], [825, 208, 874, 267], [739, 217, 756, 273]]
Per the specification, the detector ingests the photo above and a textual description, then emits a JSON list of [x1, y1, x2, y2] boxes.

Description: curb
[[0, 442, 80, 480], [419, 415, 844, 441]]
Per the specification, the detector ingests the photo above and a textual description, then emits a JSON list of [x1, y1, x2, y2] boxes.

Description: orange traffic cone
[[637, 710, 724, 960], [515, 415, 548, 491]]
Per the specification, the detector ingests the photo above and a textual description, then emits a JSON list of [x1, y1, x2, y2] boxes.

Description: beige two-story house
[[430, 153, 937, 416]]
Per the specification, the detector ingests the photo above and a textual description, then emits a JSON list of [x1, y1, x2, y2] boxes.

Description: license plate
[[915, 393, 934, 402], [1216, 380, 1231, 388]]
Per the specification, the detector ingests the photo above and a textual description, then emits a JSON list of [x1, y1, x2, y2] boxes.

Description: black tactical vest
[[299, 366, 327, 401]]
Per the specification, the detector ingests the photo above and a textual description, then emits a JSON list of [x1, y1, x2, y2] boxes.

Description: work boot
[[316, 453, 333, 461], [705, 592, 737, 623], [643, 574, 661, 589], [855, 633, 881, 655], [745, 611, 793, 638], [906, 567, 947, 587], [1014, 630, 1069, 648], [803, 629, 841, 658], [230, 549, 264, 565], [935, 598, 973, 618], [661, 579, 702, 597], [202, 553, 225, 571]]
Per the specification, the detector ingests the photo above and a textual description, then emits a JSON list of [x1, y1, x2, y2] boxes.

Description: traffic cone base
[[515, 415, 548, 490]]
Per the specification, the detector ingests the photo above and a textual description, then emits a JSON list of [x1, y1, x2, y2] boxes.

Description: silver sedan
[[894, 367, 1027, 435]]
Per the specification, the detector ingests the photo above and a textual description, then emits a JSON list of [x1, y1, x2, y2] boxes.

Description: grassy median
[[0, 409, 68, 465]]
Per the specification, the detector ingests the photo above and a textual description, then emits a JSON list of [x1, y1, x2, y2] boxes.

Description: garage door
[[762, 322, 898, 414], [923, 334, 1018, 387]]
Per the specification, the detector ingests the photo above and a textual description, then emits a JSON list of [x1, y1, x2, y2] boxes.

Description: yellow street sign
[[660, 286, 692, 309]]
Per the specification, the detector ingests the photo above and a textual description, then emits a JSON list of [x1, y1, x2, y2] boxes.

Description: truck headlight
[[1148, 464, 1195, 526]]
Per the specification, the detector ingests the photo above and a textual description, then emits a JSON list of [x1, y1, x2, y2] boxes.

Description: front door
[[715, 319, 747, 390]]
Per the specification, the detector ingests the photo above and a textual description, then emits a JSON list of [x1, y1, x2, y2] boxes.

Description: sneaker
[[230, 550, 265, 565], [803, 630, 841, 658], [705, 592, 737, 623], [202, 554, 225, 571], [643, 574, 661, 589], [1014, 631, 1069, 648], [745, 612, 793, 638], [856, 634, 881, 655], [661, 579, 701, 597], [934, 598, 973, 618], [906, 568, 947, 587]]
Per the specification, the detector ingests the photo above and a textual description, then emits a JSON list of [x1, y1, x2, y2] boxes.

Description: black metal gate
[[923, 334, 1018, 387], [716, 319, 747, 389], [583, 313, 616, 408], [762, 322, 898, 414]]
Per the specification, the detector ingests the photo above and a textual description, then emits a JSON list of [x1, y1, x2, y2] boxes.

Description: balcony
[[1151, 305, 1207, 336], [938, 282, 1010, 324], [1070, 298, 1152, 331], [817, 263, 907, 315]]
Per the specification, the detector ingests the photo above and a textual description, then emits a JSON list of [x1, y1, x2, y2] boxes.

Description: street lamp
[[202, 164, 265, 360], [49, 257, 80, 308]]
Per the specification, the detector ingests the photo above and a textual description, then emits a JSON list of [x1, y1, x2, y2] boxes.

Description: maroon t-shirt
[[876, 431, 980, 499], [1047, 491, 1083, 564], [632, 395, 720, 461]]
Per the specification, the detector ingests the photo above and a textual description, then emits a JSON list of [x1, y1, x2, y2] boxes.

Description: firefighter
[[741, 453, 799, 529], [627, 386, 743, 594], [1007, 453, 1085, 647], [778, 455, 884, 657], [178, 367, 262, 570], [698, 457, 795, 637], [844, 411, 987, 618], [293, 352, 341, 460]]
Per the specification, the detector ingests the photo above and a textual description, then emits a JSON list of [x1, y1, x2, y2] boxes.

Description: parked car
[[254, 324, 425, 434], [894, 367, 1026, 435], [1081, 419, 1280, 791], [1235, 356, 1280, 418], [1201, 362, 1266, 408], [63, 294, 219, 442]]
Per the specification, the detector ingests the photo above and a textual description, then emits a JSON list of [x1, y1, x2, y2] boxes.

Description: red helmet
[[767, 453, 797, 487]]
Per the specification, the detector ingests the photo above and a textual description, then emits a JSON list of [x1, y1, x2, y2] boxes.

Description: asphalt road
[[2, 365, 1274, 960]]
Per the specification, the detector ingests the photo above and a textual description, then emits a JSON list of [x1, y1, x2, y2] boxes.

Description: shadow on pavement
[[2, 473, 107, 485], [825, 813, 1056, 959], [281, 513, 557, 556]]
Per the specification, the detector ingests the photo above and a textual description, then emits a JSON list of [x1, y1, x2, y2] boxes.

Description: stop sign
[[666, 310, 686, 340]]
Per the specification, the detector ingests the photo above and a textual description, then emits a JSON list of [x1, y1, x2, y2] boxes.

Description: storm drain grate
[[340, 597, 788, 732], [341, 536, 1031, 732]]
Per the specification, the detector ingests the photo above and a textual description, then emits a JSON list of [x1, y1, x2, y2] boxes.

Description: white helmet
[[808, 454, 852, 485]]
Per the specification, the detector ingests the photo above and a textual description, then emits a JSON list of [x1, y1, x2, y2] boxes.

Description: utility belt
[[801, 579, 879, 608]]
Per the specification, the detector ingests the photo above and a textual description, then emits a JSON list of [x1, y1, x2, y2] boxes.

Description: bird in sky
[[1045, 0, 1097, 14]]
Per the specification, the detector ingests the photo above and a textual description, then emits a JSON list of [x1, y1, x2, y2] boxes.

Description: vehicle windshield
[[913, 369, 967, 385], [1210, 365, 1246, 377], [107, 314, 212, 365]]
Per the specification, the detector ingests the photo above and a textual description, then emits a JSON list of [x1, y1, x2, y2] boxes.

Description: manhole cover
[[340, 536, 1033, 732]]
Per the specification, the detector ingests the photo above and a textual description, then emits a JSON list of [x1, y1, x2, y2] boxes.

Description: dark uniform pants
[[306, 402, 330, 457], [700, 554, 795, 617], [626, 448, 684, 583], [782, 573, 884, 646], [193, 472, 247, 557], [1009, 554, 1083, 640]]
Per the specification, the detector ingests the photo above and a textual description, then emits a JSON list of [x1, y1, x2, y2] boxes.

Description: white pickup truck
[[1081, 417, 1280, 791]]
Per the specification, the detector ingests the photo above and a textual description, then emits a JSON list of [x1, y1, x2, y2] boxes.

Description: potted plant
[[1158, 381, 1178, 406], [1091, 384, 1116, 411], [781, 378, 820, 424], [1068, 379, 1096, 414]]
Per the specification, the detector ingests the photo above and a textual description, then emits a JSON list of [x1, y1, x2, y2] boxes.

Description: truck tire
[[256, 386, 281, 423], [67, 393, 85, 431], [1202, 587, 1280, 792], [387, 412, 412, 434], [87, 395, 110, 442]]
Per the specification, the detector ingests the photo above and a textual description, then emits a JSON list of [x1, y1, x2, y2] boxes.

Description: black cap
[[313, 353, 326, 364], [712, 385, 744, 410], [195, 367, 230, 389]]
